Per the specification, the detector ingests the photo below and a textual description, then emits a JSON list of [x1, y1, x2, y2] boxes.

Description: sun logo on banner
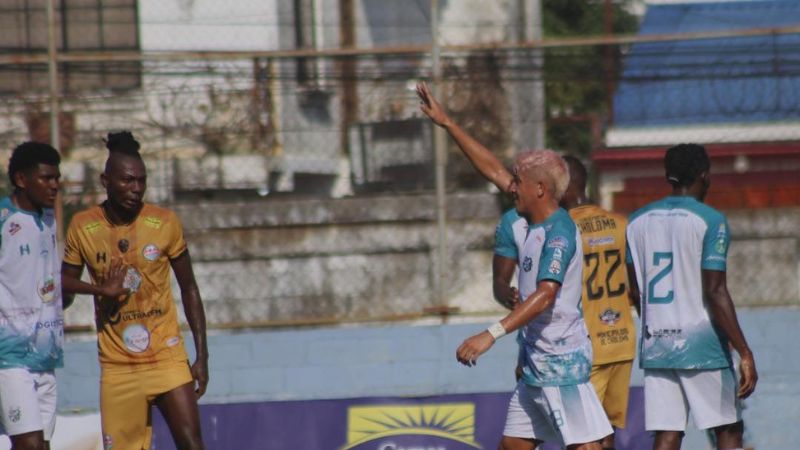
[[342, 403, 481, 449]]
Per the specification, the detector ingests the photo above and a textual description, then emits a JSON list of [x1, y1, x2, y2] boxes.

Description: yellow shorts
[[589, 359, 633, 429], [100, 360, 193, 450]]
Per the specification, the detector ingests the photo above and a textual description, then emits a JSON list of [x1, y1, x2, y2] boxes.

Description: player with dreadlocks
[[62, 131, 208, 450], [625, 143, 757, 450]]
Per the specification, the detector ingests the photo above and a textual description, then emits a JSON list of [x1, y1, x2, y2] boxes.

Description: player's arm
[[416, 82, 513, 193], [456, 280, 559, 366], [170, 249, 209, 398], [702, 269, 757, 398], [493, 256, 519, 310], [61, 261, 128, 309]]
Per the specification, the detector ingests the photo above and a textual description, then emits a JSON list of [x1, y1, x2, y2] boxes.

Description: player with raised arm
[[418, 82, 610, 450], [625, 144, 757, 450], [560, 156, 637, 450], [61, 131, 208, 450]]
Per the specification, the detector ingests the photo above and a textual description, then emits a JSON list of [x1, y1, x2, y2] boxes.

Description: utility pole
[[46, 0, 63, 242], [431, 0, 449, 313], [519, 0, 545, 150]]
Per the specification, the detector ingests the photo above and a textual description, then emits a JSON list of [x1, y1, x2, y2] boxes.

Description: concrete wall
[[62, 199, 800, 331], [179, 201, 800, 324], [64, 192, 507, 329], [58, 307, 800, 449]]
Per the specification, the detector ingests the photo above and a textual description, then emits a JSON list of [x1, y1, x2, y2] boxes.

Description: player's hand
[[456, 331, 495, 367], [100, 259, 129, 300], [191, 357, 209, 398], [737, 352, 757, 398], [416, 81, 452, 128]]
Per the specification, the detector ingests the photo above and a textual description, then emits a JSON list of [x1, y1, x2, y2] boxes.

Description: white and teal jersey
[[0, 197, 63, 371], [626, 196, 731, 370], [511, 208, 591, 387]]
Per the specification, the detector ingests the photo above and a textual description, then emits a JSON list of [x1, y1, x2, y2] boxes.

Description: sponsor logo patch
[[38, 277, 57, 303], [143, 217, 162, 229], [122, 324, 150, 353], [142, 244, 160, 261], [588, 236, 615, 247], [84, 221, 101, 234], [123, 267, 142, 294], [8, 222, 21, 235], [553, 248, 563, 260], [546, 236, 568, 249], [599, 308, 621, 326], [548, 260, 561, 275], [8, 406, 21, 423], [522, 256, 533, 272], [714, 223, 728, 254]]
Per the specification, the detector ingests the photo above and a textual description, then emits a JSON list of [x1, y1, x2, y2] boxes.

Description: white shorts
[[503, 380, 612, 446], [0, 368, 57, 440], [644, 367, 741, 431]]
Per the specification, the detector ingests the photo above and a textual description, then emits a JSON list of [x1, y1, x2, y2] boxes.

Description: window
[[0, 0, 141, 94]]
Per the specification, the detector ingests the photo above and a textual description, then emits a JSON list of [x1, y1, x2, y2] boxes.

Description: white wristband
[[487, 322, 507, 340]]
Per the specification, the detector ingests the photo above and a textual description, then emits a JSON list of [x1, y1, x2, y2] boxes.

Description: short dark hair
[[562, 155, 588, 184], [104, 131, 142, 158], [664, 143, 710, 187], [8, 141, 61, 188]]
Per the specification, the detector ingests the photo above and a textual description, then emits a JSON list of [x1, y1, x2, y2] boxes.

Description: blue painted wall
[[58, 307, 798, 448]]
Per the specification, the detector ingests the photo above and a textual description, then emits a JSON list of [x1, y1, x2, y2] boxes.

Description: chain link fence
[[0, 0, 798, 330]]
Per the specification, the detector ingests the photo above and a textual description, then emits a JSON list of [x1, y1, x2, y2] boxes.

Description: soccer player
[[418, 82, 611, 450], [625, 144, 757, 450], [0, 142, 62, 450], [61, 131, 208, 450], [560, 156, 637, 450]]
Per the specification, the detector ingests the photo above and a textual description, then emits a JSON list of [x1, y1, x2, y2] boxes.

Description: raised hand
[[416, 81, 452, 128]]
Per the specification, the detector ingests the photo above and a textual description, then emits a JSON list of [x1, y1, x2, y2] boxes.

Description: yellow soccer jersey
[[64, 203, 188, 368], [570, 205, 636, 365]]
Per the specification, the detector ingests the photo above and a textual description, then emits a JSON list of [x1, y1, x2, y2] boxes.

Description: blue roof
[[613, 0, 800, 127]]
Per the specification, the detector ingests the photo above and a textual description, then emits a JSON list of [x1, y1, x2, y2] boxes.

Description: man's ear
[[100, 172, 108, 189], [13, 170, 28, 190], [700, 171, 710, 186]]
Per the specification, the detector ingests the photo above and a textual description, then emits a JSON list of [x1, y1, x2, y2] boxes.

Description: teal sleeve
[[537, 229, 575, 285], [701, 215, 728, 271], [494, 210, 518, 260]]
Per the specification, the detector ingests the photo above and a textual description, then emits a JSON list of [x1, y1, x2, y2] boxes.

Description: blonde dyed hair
[[513, 149, 570, 201]]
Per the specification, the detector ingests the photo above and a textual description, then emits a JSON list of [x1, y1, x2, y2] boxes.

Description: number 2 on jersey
[[647, 251, 674, 304], [583, 249, 626, 301]]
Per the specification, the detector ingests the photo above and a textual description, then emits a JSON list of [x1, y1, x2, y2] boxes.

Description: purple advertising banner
[[152, 388, 651, 449]]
